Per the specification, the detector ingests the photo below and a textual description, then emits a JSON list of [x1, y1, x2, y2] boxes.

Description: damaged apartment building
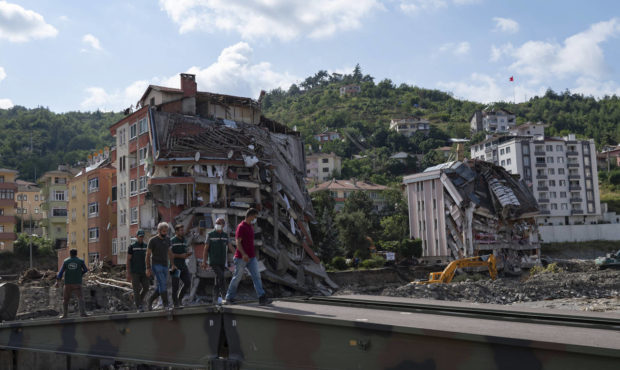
[[403, 160, 540, 271], [109, 73, 337, 295]]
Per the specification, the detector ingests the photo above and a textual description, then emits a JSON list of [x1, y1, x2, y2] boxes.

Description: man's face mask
[[215, 224, 223, 231]]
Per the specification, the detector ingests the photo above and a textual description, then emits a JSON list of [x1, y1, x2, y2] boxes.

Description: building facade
[[308, 179, 388, 212], [16, 180, 44, 236], [471, 132, 600, 226], [0, 169, 18, 252], [305, 152, 342, 183], [313, 131, 341, 143], [470, 109, 516, 133], [389, 117, 430, 137], [38, 167, 74, 249], [67, 167, 88, 261], [339, 84, 361, 96]]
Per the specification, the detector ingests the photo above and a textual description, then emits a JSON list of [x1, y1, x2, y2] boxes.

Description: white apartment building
[[471, 129, 600, 226], [305, 152, 342, 183], [389, 117, 430, 137], [470, 109, 516, 133]]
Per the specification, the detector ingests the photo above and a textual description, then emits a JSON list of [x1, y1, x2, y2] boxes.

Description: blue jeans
[[152, 264, 168, 293], [225, 257, 265, 300]]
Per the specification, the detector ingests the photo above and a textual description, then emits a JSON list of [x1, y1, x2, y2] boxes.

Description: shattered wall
[[405, 160, 540, 270], [146, 110, 337, 295]]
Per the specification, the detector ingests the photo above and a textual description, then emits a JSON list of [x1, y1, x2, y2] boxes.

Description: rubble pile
[[378, 263, 620, 310], [148, 110, 337, 295]]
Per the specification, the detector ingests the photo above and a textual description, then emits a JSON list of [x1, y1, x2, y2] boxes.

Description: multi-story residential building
[[339, 84, 361, 96], [38, 166, 75, 249], [63, 150, 116, 267], [313, 131, 341, 143], [306, 152, 342, 183], [389, 117, 430, 137], [308, 179, 387, 212], [403, 161, 539, 265], [471, 131, 600, 226], [470, 108, 516, 133], [109, 73, 265, 264], [0, 168, 18, 252], [16, 180, 44, 236]]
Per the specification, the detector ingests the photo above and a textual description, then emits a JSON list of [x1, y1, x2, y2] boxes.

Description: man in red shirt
[[225, 208, 270, 305]]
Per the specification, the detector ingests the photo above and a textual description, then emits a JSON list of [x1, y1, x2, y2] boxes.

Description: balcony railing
[[537, 186, 549, 191], [570, 198, 583, 203], [538, 198, 550, 203], [568, 174, 580, 180], [536, 175, 547, 179], [569, 185, 582, 191], [534, 151, 546, 156], [539, 210, 551, 215], [566, 151, 579, 156], [535, 163, 546, 167], [571, 209, 584, 215], [567, 163, 579, 168]]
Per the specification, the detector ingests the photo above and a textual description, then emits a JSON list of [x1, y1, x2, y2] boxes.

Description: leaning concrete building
[[403, 160, 540, 270], [109, 73, 336, 294]]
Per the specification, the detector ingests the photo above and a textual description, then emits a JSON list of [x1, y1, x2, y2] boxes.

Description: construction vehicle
[[416, 255, 497, 284], [595, 249, 620, 270]]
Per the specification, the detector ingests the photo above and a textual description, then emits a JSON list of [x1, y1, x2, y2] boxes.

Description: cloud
[[493, 17, 519, 33], [400, 0, 446, 14], [437, 73, 546, 103], [573, 77, 620, 97], [159, 0, 381, 41], [0, 98, 13, 109], [439, 41, 470, 56], [489, 42, 513, 62], [505, 18, 620, 84], [0, 66, 5, 81], [81, 33, 102, 51], [0, 1, 58, 42], [80, 42, 297, 111]]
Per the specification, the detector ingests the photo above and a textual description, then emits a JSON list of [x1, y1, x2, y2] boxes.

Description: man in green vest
[[55, 248, 89, 318], [170, 224, 192, 307], [126, 229, 149, 312], [201, 217, 235, 305]]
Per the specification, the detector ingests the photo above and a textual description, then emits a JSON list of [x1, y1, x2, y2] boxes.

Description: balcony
[[571, 209, 584, 215], [536, 175, 547, 179], [0, 232, 16, 240], [537, 186, 549, 191], [568, 174, 580, 180], [567, 163, 579, 168], [534, 151, 546, 156], [0, 215, 16, 223], [538, 198, 550, 203], [566, 151, 579, 156], [538, 210, 551, 215], [570, 198, 583, 203], [535, 163, 547, 167], [0, 199, 16, 207], [569, 185, 582, 191]]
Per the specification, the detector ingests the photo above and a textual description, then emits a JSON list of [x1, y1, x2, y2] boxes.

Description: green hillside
[[0, 106, 122, 181], [261, 66, 620, 183]]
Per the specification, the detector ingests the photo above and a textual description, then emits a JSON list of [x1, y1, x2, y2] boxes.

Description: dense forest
[[0, 107, 122, 181], [2, 65, 620, 183]]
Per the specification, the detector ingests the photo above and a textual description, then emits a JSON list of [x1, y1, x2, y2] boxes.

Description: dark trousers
[[171, 267, 191, 305], [131, 272, 149, 308], [212, 264, 226, 301], [63, 284, 86, 316]]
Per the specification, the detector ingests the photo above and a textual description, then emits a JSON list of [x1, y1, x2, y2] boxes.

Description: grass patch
[[599, 183, 620, 213], [529, 262, 563, 277]]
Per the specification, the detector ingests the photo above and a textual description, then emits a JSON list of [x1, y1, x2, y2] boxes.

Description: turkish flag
[[509, 76, 514, 82]]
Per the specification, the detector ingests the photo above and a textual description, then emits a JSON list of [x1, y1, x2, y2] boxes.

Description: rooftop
[[308, 179, 387, 193]]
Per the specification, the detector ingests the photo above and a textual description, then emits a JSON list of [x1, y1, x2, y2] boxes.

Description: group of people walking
[[56, 208, 270, 317]]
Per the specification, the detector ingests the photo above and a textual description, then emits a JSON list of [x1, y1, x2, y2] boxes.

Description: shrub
[[331, 256, 348, 271], [360, 255, 385, 269], [529, 262, 563, 277]]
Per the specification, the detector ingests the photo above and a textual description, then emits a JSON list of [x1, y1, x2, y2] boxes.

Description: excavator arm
[[418, 255, 497, 284]]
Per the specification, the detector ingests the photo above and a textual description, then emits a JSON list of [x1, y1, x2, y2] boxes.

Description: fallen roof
[[308, 179, 387, 193]]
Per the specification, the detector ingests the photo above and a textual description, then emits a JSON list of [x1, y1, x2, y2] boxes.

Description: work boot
[[78, 298, 88, 317], [60, 303, 69, 319], [258, 295, 272, 306], [161, 293, 170, 310], [147, 291, 160, 311]]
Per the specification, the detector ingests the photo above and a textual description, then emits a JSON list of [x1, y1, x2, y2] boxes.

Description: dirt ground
[[333, 259, 620, 312]]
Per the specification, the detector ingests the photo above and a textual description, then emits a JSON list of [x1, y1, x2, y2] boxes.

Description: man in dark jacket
[[127, 229, 149, 312], [56, 248, 89, 318], [146, 222, 174, 310], [202, 217, 235, 305], [170, 224, 192, 307]]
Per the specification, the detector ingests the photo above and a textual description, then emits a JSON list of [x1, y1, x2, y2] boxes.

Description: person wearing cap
[[127, 229, 149, 312], [202, 217, 235, 305], [55, 248, 89, 318], [170, 224, 193, 307]]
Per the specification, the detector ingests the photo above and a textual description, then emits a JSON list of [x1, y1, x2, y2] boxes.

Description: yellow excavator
[[416, 254, 497, 284]]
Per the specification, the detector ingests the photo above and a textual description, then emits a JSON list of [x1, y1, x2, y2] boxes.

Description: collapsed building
[[403, 160, 540, 271], [108, 73, 337, 295]]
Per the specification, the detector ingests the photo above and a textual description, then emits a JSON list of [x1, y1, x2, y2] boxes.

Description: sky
[[0, 0, 619, 112]]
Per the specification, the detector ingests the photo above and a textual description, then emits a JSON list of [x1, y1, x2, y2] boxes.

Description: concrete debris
[[405, 160, 540, 272], [147, 110, 336, 294]]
